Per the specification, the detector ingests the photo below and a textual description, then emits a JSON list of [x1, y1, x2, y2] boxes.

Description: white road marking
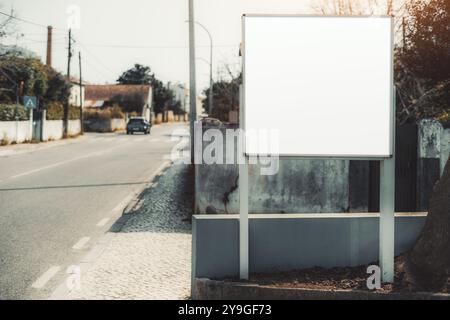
[[31, 266, 61, 289], [72, 237, 90, 250], [8, 144, 125, 180], [111, 194, 134, 214], [96, 218, 110, 227]]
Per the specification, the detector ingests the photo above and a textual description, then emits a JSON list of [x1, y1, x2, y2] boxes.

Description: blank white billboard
[[243, 15, 394, 158]]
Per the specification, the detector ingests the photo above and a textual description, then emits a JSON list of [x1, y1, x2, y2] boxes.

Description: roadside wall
[[41, 120, 81, 141], [196, 158, 349, 214], [83, 118, 126, 132], [0, 121, 32, 143], [195, 120, 448, 214], [42, 120, 63, 141], [195, 125, 350, 214], [68, 120, 81, 136]]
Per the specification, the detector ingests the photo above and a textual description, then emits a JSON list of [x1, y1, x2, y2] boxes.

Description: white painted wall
[[111, 119, 126, 131], [0, 121, 32, 143], [42, 120, 63, 141], [68, 120, 81, 136], [1, 117, 81, 145], [69, 85, 85, 107], [42, 120, 81, 141]]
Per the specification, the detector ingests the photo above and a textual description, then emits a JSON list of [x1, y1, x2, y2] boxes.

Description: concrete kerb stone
[[193, 278, 450, 301]]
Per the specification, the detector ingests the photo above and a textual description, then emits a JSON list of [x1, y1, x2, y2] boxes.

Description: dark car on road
[[126, 117, 151, 135]]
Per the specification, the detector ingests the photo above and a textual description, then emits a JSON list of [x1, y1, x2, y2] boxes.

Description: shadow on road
[[0, 181, 149, 192]]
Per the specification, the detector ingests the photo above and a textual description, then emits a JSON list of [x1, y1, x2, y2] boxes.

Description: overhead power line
[[0, 10, 66, 31], [77, 42, 239, 50]]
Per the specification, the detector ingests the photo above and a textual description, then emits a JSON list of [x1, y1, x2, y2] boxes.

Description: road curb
[[49, 160, 173, 300], [192, 278, 450, 300]]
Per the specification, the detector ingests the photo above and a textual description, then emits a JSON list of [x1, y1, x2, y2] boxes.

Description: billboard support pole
[[380, 87, 396, 284], [380, 157, 395, 283], [239, 151, 249, 280]]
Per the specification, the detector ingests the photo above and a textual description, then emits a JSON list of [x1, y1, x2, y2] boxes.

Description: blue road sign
[[23, 96, 38, 109]]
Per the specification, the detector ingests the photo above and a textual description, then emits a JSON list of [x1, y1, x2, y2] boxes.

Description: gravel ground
[[68, 163, 194, 300]]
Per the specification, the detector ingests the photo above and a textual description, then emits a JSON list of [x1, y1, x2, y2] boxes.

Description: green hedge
[[83, 106, 125, 120], [0, 104, 29, 121], [46, 102, 80, 120]]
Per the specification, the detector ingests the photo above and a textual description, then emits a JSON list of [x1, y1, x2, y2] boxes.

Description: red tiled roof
[[85, 84, 151, 102]]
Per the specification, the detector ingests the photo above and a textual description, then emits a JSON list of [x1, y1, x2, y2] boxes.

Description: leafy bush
[[0, 132, 10, 146], [110, 105, 125, 119], [84, 107, 125, 121], [0, 104, 29, 121], [46, 102, 80, 120]]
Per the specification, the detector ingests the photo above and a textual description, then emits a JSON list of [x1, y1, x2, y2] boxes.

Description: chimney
[[46, 26, 53, 67]]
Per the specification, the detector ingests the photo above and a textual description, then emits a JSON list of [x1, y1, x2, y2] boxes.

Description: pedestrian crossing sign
[[24, 96, 38, 109]]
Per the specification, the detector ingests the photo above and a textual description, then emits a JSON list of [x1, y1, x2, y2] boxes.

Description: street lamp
[[186, 20, 214, 117]]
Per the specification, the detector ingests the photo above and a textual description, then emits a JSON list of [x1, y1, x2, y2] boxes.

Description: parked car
[[126, 117, 151, 135]]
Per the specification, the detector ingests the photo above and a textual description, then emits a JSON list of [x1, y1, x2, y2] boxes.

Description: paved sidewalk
[[64, 163, 194, 300]]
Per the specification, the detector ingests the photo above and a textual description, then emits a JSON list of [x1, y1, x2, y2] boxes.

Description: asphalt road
[[0, 123, 187, 300]]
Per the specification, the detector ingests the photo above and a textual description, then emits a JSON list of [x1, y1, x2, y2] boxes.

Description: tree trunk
[[400, 157, 450, 291]]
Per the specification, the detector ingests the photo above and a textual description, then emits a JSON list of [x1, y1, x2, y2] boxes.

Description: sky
[[0, 0, 313, 94]]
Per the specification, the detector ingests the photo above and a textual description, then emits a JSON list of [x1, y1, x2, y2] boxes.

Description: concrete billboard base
[[192, 213, 427, 286]]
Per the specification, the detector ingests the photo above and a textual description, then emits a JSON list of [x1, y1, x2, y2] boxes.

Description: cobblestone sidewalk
[[67, 163, 194, 300]]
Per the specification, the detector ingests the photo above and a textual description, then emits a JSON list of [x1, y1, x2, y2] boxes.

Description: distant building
[[84, 84, 153, 120], [68, 77, 87, 108], [167, 82, 189, 113]]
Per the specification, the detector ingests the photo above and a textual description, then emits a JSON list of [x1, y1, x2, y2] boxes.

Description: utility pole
[[79, 51, 84, 134], [189, 0, 197, 164], [209, 44, 213, 117], [194, 21, 213, 117], [64, 28, 72, 138]]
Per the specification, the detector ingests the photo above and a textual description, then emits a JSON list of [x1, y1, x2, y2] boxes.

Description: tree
[[311, 0, 395, 15], [117, 64, 177, 115], [396, 0, 450, 124], [0, 56, 70, 106], [0, 6, 26, 59], [395, 0, 450, 290], [42, 66, 71, 106], [0, 6, 16, 40], [397, 157, 450, 291], [117, 64, 154, 85], [203, 64, 241, 122]]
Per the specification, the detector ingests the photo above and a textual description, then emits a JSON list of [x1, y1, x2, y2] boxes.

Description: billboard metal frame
[[241, 14, 395, 160]]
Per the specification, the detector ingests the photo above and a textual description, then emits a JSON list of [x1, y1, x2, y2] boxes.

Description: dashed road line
[[96, 218, 110, 227], [72, 237, 90, 250], [31, 266, 61, 289], [8, 144, 125, 180]]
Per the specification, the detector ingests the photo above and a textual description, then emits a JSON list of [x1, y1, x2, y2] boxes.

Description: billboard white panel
[[243, 15, 394, 158]]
